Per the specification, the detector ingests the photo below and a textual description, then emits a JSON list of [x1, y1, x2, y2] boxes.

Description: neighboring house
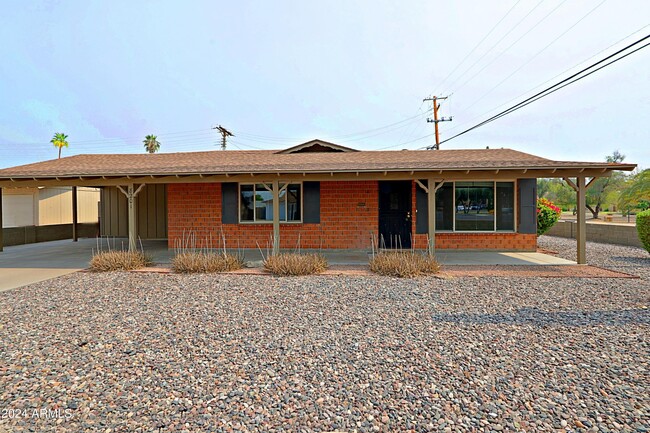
[[1, 187, 100, 228], [0, 139, 636, 263]]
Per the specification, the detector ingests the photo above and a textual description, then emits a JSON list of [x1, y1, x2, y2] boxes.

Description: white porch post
[[576, 176, 587, 264], [272, 180, 280, 255], [117, 184, 145, 251], [427, 177, 436, 256]]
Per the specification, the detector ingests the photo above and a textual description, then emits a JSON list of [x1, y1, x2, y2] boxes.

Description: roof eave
[[0, 163, 636, 187]]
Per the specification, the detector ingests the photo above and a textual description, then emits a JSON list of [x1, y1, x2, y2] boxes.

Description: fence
[[546, 220, 641, 248], [2, 223, 99, 247]]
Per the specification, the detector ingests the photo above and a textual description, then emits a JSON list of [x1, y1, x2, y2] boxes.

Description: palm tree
[[143, 134, 160, 154], [50, 132, 69, 159]]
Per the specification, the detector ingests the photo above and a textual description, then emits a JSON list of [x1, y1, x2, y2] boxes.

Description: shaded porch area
[[0, 238, 581, 292]]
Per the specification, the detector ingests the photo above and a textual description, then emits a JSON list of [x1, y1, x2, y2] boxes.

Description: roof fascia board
[[0, 162, 635, 182], [0, 167, 618, 188]]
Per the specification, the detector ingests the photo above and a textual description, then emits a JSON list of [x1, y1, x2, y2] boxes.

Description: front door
[[378, 181, 412, 249]]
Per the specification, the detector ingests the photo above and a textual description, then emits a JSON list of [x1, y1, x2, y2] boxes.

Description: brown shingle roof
[[0, 148, 635, 179]]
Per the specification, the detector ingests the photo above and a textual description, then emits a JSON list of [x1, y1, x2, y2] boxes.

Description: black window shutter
[[415, 180, 428, 234], [222, 183, 238, 224], [518, 178, 537, 234], [303, 181, 320, 223]]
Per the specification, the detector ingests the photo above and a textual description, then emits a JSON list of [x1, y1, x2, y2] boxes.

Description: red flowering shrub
[[537, 197, 562, 236]]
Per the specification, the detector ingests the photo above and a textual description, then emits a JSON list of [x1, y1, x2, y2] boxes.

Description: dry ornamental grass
[[369, 251, 440, 278], [263, 253, 328, 276], [172, 252, 244, 273], [89, 251, 153, 272]]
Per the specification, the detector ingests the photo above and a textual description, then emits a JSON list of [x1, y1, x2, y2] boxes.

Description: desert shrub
[[89, 250, 153, 271], [369, 251, 440, 278], [637, 209, 650, 254], [263, 253, 328, 276], [172, 252, 244, 273], [537, 197, 562, 236]]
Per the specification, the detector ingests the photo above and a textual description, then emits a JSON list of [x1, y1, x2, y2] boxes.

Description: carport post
[[564, 176, 590, 265], [576, 176, 587, 264], [117, 184, 145, 252], [0, 187, 3, 252], [427, 178, 436, 255], [272, 180, 280, 255], [423, 178, 445, 256], [72, 186, 78, 242]]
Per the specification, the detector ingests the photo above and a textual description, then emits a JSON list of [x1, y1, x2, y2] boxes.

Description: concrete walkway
[[436, 251, 574, 265], [0, 238, 574, 292]]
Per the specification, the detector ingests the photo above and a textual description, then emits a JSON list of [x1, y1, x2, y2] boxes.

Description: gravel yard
[[1, 236, 648, 432]]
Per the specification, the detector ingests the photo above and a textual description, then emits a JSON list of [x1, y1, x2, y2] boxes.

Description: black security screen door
[[378, 181, 412, 249]]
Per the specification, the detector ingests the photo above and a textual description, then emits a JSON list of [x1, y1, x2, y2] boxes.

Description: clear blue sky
[[1, 0, 648, 169]]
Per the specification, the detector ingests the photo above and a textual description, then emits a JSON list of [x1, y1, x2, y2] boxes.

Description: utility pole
[[213, 125, 234, 150], [423, 96, 452, 150]]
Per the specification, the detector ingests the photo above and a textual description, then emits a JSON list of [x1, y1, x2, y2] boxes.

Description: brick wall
[[167, 181, 378, 249], [167, 183, 221, 247], [168, 181, 536, 251], [434, 233, 537, 250]]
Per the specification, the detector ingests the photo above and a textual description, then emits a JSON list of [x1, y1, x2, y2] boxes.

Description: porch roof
[[0, 146, 636, 187]]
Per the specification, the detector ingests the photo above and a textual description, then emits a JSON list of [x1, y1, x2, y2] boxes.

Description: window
[[239, 183, 302, 223], [455, 181, 495, 231], [435, 183, 454, 230], [496, 182, 515, 231], [422, 181, 515, 232]]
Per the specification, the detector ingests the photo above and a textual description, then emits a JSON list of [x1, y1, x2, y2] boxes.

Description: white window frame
[[238, 182, 303, 224]]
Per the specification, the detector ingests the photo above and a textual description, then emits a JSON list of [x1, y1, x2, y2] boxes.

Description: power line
[[374, 104, 431, 150], [433, 0, 522, 95], [459, 0, 607, 113], [426, 33, 650, 148], [449, 0, 567, 96], [235, 110, 429, 143], [1, 105, 431, 150], [441, 0, 546, 93], [441, 23, 650, 136]]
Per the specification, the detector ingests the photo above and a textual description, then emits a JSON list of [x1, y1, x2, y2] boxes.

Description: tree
[[585, 150, 626, 219], [537, 178, 575, 210], [143, 134, 160, 154], [50, 132, 69, 159], [618, 169, 650, 211]]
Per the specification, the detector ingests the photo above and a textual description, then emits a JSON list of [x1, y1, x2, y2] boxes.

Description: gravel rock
[[0, 236, 648, 432]]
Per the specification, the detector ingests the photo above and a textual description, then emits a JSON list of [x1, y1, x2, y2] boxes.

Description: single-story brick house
[[0, 139, 635, 263]]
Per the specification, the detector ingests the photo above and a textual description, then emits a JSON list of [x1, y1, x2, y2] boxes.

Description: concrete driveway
[[0, 239, 103, 292], [0, 238, 169, 293]]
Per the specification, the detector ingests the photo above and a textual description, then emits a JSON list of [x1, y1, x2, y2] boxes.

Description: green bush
[[636, 209, 650, 254], [537, 197, 562, 236]]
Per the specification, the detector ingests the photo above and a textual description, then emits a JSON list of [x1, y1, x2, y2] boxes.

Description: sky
[[0, 0, 648, 170]]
